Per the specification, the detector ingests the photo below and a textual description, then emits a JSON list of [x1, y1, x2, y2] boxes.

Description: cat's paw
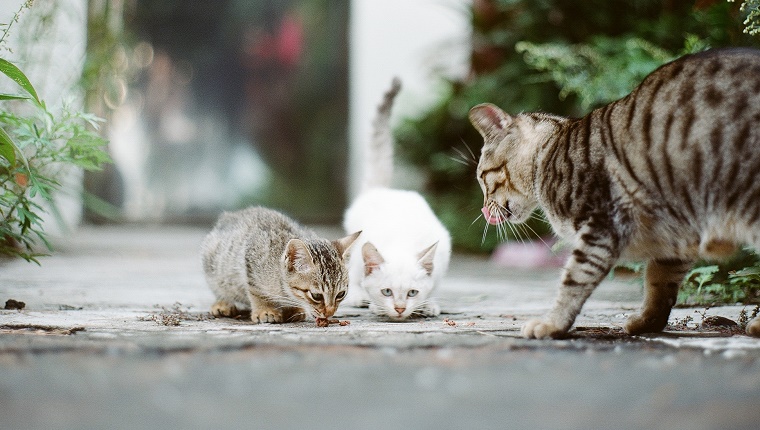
[[416, 301, 441, 317], [211, 300, 239, 318], [747, 317, 760, 337], [521, 319, 566, 339], [251, 308, 283, 324], [624, 313, 668, 335]]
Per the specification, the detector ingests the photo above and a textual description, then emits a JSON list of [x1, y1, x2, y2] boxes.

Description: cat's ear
[[333, 230, 362, 259], [362, 242, 385, 276], [283, 239, 315, 274], [469, 103, 513, 142], [417, 242, 438, 276]]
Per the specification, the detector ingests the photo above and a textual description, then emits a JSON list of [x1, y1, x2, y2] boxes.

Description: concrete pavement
[[1, 225, 760, 429]]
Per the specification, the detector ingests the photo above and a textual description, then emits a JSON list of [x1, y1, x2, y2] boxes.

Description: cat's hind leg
[[624, 258, 693, 335]]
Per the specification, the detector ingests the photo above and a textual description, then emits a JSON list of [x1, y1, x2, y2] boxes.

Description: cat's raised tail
[[361, 77, 402, 191]]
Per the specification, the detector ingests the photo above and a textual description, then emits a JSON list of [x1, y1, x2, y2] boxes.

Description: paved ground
[[1, 225, 760, 429]]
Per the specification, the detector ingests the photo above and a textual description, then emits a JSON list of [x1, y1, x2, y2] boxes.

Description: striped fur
[[201, 206, 360, 323], [469, 48, 760, 338]]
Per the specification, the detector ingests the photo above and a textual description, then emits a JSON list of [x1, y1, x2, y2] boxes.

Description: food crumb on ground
[[4, 299, 25, 310], [316, 318, 350, 327]]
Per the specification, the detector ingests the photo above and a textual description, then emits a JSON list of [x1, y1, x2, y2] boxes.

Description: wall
[[348, 0, 471, 198]]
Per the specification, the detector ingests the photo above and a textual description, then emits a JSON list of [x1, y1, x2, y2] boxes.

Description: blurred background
[[2, 0, 760, 258]]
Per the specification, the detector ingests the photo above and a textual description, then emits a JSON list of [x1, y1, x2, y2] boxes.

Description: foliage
[[0, 2, 110, 262], [737, 0, 760, 35], [679, 258, 760, 306], [516, 37, 677, 111]]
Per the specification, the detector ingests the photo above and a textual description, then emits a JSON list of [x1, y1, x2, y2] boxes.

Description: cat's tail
[[361, 77, 401, 191]]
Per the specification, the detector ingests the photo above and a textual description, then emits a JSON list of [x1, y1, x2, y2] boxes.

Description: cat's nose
[[394, 307, 406, 315], [324, 306, 336, 318]]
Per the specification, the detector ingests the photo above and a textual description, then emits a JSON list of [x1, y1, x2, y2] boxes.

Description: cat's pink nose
[[394, 307, 406, 315], [482, 207, 502, 225]]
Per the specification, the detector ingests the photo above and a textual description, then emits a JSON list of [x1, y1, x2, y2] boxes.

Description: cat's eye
[[407, 290, 419, 298], [381, 288, 392, 297], [336, 291, 346, 301], [310, 291, 324, 302]]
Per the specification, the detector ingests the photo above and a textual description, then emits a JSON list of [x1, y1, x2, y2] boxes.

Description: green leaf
[[0, 58, 40, 104], [731, 266, 760, 277], [0, 125, 17, 166], [0, 93, 31, 101]]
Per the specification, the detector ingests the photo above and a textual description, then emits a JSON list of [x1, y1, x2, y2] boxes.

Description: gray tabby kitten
[[202, 207, 361, 324], [469, 47, 760, 339]]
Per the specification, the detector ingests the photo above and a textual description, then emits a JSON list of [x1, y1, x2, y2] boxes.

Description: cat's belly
[[622, 219, 745, 262], [620, 236, 699, 261]]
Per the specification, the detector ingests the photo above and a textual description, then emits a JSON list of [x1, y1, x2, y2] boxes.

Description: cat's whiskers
[[447, 154, 474, 167], [461, 139, 478, 164], [481, 219, 490, 245], [451, 145, 478, 167], [411, 298, 436, 314], [519, 220, 554, 252], [492, 201, 527, 244], [471, 213, 484, 227]]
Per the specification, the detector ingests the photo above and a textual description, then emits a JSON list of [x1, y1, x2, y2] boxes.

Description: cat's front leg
[[416, 299, 441, 317], [248, 293, 284, 324], [522, 224, 620, 339], [624, 258, 693, 335], [211, 300, 240, 318]]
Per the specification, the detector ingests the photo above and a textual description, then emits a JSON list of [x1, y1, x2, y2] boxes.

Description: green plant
[[0, 2, 110, 262], [738, 305, 760, 329], [678, 258, 760, 306], [515, 36, 697, 111], [736, 0, 760, 35]]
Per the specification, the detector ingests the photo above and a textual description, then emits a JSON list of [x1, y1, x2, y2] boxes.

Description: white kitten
[[342, 78, 451, 320]]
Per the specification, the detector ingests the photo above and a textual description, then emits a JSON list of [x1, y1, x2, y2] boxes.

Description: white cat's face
[[361, 241, 437, 320], [363, 271, 435, 320]]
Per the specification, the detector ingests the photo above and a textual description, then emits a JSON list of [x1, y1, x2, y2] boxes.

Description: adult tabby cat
[[343, 78, 451, 319], [202, 206, 361, 324], [469, 47, 760, 339]]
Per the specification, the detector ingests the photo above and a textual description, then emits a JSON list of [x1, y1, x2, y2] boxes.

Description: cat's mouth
[[482, 206, 506, 225]]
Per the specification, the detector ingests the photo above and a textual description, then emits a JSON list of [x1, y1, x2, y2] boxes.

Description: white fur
[[343, 78, 451, 320], [343, 187, 451, 319]]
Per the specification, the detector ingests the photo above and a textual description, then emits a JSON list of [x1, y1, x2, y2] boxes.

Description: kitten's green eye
[[336, 291, 346, 301], [381, 288, 392, 297], [407, 290, 419, 298], [310, 292, 324, 302]]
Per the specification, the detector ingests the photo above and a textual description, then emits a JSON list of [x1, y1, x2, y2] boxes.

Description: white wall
[[348, 0, 471, 198], [1, 0, 89, 236]]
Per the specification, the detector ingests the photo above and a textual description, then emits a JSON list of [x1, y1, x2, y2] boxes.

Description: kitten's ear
[[417, 242, 438, 276], [469, 103, 513, 142], [283, 239, 315, 274], [362, 242, 385, 276], [333, 230, 362, 259]]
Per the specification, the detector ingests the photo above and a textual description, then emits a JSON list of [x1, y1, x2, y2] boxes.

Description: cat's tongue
[[482, 207, 503, 225]]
